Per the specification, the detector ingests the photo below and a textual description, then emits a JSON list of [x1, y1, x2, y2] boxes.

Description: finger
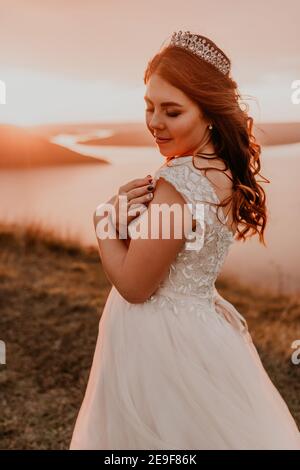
[[120, 176, 153, 193], [129, 192, 154, 208], [127, 182, 156, 201]]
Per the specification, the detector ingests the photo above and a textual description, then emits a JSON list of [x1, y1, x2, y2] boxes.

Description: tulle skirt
[[69, 286, 300, 450]]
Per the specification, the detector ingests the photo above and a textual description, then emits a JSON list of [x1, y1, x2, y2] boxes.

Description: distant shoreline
[[0, 124, 109, 169], [1, 121, 300, 169], [26, 120, 300, 147]]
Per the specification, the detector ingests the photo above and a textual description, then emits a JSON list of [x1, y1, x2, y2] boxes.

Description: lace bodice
[[144, 155, 235, 302], [126, 155, 251, 336]]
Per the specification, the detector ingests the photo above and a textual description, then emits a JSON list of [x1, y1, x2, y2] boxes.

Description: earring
[[208, 124, 213, 130]]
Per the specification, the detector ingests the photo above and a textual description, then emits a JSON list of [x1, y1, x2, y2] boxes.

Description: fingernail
[[148, 192, 153, 198], [147, 185, 154, 191]]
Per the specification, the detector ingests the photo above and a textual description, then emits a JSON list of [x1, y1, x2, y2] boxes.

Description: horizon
[[0, 0, 299, 126]]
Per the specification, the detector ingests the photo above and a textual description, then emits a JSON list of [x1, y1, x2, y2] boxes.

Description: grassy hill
[[0, 221, 299, 449]]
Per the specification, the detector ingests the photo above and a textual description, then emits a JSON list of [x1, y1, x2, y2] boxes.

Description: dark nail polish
[[147, 185, 154, 191]]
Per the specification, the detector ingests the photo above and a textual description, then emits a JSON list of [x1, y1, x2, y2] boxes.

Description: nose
[[148, 113, 165, 134]]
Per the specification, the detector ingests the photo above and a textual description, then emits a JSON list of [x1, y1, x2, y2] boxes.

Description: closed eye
[[145, 109, 180, 118]]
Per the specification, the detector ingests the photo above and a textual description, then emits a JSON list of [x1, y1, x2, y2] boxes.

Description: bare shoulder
[[193, 155, 234, 191], [121, 176, 189, 302], [143, 175, 194, 235], [193, 154, 236, 232], [154, 172, 187, 203]]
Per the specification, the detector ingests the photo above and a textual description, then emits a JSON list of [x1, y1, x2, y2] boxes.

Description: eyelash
[[145, 109, 180, 118]]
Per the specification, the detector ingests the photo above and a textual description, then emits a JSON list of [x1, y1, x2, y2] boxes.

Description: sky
[[0, 0, 299, 125]]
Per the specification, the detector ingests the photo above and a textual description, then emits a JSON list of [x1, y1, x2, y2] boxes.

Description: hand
[[112, 175, 156, 234]]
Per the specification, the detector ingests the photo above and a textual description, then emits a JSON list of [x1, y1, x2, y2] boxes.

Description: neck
[[169, 130, 215, 161]]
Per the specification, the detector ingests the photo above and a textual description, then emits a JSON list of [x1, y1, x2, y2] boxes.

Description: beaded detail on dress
[[147, 156, 234, 299]]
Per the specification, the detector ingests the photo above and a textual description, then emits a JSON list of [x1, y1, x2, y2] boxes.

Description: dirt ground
[[0, 221, 299, 449]]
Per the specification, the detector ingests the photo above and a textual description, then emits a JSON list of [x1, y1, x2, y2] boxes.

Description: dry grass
[[0, 221, 299, 449]]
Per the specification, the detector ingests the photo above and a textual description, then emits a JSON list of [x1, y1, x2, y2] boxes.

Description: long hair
[[143, 34, 270, 245]]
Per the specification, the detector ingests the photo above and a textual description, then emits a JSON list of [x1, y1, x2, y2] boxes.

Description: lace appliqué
[[141, 158, 250, 340], [149, 161, 234, 299], [144, 286, 217, 324]]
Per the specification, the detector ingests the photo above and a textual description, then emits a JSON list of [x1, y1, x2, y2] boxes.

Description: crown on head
[[169, 30, 230, 76]]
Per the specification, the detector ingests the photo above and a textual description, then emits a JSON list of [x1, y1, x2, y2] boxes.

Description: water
[[0, 134, 299, 296]]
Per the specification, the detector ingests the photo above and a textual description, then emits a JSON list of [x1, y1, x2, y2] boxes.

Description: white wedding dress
[[70, 155, 300, 450]]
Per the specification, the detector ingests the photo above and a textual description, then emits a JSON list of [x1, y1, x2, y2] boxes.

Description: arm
[[93, 194, 130, 289], [93, 209, 129, 292], [94, 178, 193, 303]]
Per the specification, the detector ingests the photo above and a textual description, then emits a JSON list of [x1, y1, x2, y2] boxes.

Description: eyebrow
[[144, 96, 183, 107]]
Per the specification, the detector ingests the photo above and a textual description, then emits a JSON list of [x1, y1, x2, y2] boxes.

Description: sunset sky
[[0, 0, 299, 125]]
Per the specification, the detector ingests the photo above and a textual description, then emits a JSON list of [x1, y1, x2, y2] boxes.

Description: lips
[[155, 137, 172, 143]]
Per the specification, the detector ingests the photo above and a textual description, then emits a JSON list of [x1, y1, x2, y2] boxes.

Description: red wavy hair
[[144, 34, 270, 245]]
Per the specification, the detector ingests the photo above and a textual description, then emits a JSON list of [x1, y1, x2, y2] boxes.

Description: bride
[[69, 31, 300, 450]]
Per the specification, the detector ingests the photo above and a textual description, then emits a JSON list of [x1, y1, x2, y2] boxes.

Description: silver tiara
[[169, 30, 230, 76]]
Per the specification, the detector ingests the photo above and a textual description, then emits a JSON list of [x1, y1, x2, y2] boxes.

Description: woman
[[69, 31, 300, 450]]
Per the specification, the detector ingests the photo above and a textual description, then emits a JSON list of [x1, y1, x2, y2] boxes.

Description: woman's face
[[144, 73, 211, 158]]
